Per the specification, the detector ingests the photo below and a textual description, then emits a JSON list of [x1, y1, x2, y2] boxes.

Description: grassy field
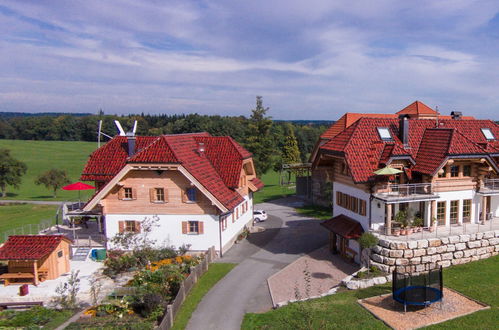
[[0, 203, 57, 242], [253, 170, 295, 204], [242, 256, 499, 329], [172, 263, 236, 330], [0, 139, 97, 201]]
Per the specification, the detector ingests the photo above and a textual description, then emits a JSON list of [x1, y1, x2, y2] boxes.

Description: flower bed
[[82, 248, 202, 326]]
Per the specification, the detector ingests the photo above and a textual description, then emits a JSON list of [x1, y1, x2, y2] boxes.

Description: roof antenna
[[114, 120, 126, 136], [132, 120, 138, 135], [435, 106, 439, 128], [97, 120, 114, 148]]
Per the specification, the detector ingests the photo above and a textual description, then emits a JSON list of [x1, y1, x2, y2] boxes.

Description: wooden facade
[[0, 237, 71, 286]]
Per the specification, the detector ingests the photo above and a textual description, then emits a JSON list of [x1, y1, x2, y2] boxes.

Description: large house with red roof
[[312, 101, 499, 261], [80, 132, 263, 254]]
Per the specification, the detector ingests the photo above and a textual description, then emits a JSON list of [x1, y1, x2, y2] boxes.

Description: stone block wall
[[371, 230, 499, 273]]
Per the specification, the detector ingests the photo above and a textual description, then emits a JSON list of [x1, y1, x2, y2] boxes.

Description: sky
[[0, 1, 498, 120]]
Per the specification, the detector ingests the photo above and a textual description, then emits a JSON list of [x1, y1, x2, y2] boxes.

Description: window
[[463, 165, 471, 177], [481, 128, 495, 141], [438, 166, 447, 178], [450, 165, 459, 178], [336, 191, 366, 216], [182, 221, 204, 234], [450, 200, 459, 224], [377, 127, 393, 141], [437, 201, 446, 225], [359, 200, 367, 216], [57, 250, 63, 258], [222, 216, 228, 231], [119, 220, 140, 233], [462, 199, 471, 222], [155, 188, 165, 202], [124, 187, 133, 199], [125, 220, 139, 233], [186, 188, 197, 202]]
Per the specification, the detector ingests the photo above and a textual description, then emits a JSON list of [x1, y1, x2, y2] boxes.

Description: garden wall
[[370, 230, 499, 274], [158, 246, 216, 330]]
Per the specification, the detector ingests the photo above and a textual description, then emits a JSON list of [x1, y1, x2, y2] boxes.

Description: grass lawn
[[294, 204, 332, 220], [172, 263, 236, 330], [0, 307, 74, 329], [0, 139, 96, 201], [0, 203, 57, 242], [242, 256, 499, 329], [253, 170, 296, 204]]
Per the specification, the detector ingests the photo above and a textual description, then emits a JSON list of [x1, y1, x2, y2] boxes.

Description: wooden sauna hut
[[0, 235, 72, 286]]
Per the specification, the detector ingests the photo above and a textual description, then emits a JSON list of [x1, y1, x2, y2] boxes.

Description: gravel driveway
[[186, 197, 329, 330]]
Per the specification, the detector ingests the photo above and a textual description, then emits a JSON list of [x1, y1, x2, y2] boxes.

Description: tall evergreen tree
[[0, 149, 27, 197], [282, 124, 301, 165], [245, 96, 275, 175]]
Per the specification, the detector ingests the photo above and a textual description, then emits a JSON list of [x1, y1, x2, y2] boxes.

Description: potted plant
[[429, 217, 437, 232], [412, 216, 423, 232], [395, 210, 409, 235]]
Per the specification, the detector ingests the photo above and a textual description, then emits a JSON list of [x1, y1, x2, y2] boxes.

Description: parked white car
[[253, 210, 268, 222]]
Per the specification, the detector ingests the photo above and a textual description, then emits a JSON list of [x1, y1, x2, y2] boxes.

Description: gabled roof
[[321, 215, 364, 239], [396, 101, 439, 116], [81, 132, 259, 211], [321, 113, 397, 139], [0, 235, 72, 260], [319, 117, 499, 183]]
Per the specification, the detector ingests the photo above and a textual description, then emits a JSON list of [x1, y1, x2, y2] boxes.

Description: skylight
[[481, 128, 495, 141], [377, 127, 393, 141]]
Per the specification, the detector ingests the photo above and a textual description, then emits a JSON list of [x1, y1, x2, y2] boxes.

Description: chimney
[[126, 132, 136, 156], [197, 142, 205, 156], [450, 111, 462, 120], [399, 115, 409, 146]]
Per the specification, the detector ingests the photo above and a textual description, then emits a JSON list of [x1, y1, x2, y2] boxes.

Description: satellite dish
[[114, 120, 126, 136]]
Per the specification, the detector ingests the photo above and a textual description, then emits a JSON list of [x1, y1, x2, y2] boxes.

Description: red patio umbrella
[[62, 182, 95, 203]]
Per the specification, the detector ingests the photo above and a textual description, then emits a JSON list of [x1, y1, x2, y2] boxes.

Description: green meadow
[[0, 139, 97, 201]]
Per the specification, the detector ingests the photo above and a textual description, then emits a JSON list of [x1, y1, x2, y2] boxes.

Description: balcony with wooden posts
[[373, 182, 439, 203], [478, 178, 499, 195]]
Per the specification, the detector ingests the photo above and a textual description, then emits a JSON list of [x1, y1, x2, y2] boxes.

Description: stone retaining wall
[[371, 230, 499, 273]]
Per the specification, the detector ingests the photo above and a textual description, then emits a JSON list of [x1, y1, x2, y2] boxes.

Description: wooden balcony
[[373, 183, 439, 202], [478, 179, 499, 195]]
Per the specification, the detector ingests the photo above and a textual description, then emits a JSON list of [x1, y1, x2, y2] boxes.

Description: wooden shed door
[[56, 249, 66, 275]]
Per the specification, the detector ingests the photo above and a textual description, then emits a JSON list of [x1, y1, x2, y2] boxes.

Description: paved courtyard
[[268, 245, 358, 307], [0, 255, 109, 306]]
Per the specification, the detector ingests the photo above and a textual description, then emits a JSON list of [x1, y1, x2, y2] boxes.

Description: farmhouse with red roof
[[311, 101, 499, 262], [80, 132, 263, 254]]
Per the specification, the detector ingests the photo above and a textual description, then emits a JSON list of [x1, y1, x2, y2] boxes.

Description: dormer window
[[481, 128, 495, 141], [377, 127, 393, 141]]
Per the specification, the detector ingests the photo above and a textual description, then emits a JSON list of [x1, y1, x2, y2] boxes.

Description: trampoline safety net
[[392, 266, 443, 306]]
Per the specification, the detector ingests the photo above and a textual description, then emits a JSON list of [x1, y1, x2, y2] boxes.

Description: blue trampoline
[[392, 266, 443, 312]]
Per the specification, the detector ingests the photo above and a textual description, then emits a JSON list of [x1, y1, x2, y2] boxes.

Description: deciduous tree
[[0, 149, 27, 197], [35, 169, 71, 198]]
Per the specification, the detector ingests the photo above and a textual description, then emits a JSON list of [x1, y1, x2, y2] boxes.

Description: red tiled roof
[[321, 113, 398, 139], [0, 235, 71, 260], [397, 100, 439, 116], [81, 132, 255, 210], [81, 136, 158, 181], [321, 215, 364, 239], [250, 178, 265, 191], [320, 117, 499, 182]]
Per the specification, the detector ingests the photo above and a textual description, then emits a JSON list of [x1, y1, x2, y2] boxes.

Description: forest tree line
[[0, 98, 331, 174]]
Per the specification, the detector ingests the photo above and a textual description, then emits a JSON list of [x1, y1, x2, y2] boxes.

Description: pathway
[[186, 197, 329, 330]]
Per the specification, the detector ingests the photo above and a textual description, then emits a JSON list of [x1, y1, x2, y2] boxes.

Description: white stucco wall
[[105, 194, 254, 252], [333, 182, 370, 231]]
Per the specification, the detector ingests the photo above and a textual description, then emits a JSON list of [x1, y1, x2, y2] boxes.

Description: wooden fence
[[158, 246, 217, 330]]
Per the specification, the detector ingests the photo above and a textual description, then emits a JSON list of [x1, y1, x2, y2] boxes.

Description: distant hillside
[[0, 112, 92, 118]]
